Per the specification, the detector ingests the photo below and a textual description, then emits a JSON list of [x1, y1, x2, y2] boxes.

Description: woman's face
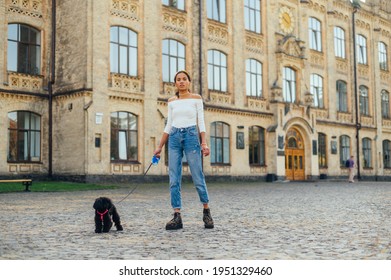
[[175, 72, 190, 91]]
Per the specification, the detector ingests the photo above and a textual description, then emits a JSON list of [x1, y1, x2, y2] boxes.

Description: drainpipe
[[352, 1, 361, 180], [48, 0, 56, 178], [199, 0, 203, 96]]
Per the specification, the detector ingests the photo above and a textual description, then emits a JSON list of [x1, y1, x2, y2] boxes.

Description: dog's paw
[[116, 225, 123, 231], [95, 229, 102, 233]]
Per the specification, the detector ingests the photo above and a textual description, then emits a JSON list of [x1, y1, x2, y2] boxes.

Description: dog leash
[[115, 155, 160, 204]]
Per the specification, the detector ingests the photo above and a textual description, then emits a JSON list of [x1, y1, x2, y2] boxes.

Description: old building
[[1, 0, 391, 182]]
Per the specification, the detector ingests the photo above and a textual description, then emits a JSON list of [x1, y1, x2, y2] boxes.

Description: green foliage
[[0, 181, 119, 193]]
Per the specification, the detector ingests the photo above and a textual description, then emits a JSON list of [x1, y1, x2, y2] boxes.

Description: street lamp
[[351, 0, 361, 180]]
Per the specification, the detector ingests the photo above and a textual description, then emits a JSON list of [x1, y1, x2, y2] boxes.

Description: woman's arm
[[154, 133, 169, 157]]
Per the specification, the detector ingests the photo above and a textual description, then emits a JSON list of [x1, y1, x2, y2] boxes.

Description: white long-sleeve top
[[163, 98, 206, 134]]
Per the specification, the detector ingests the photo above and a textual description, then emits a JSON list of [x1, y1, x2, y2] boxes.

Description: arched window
[[8, 111, 41, 162], [318, 133, 327, 168], [381, 90, 390, 119], [246, 59, 262, 97], [210, 122, 230, 164], [309, 17, 322, 52], [249, 126, 265, 165], [162, 39, 186, 83], [362, 138, 372, 168], [110, 26, 138, 76], [208, 50, 227, 92], [337, 80, 348, 112], [357, 34, 367, 65], [340, 135, 350, 166], [334, 26, 346, 58], [283, 67, 296, 103], [7, 24, 41, 75], [383, 140, 391, 168], [310, 74, 324, 108], [378, 42, 388, 71], [110, 112, 138, 161], [359, 85, 369, 116]]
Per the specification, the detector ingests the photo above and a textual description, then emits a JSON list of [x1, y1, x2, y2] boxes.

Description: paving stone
[[0, 181, 390, 260]]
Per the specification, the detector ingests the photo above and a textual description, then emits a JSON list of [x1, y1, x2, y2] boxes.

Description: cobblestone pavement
[[0, 181, 390, 260]]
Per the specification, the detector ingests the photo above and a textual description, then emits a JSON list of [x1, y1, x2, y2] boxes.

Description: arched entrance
[[285, 128, 305, 181]]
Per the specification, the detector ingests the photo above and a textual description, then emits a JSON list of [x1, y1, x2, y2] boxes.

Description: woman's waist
[[171, 125, 197, 132]]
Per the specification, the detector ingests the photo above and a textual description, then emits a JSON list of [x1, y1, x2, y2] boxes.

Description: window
[[208, 50, 227, 92], [207, 0, 226, 23], [8, 111, 41, 162], [283, 67, 296, 103], [318, 133, 327, 168], [244, 0, 261, 33], [362, 138, 372, 168], [357, 34, 367, 65], [310, 74, 324, 108], [162, 0, 185, 10], [249, 126, 265, 165], [7, 24, 41, 75], [162, 39, 186, 83], [210, 122, 230, 164], [309, 17, 322, 52], [383, 140, 391, 168], [340, 135, 350, 166], [246, 59, 262, 97], [337, 80, 348, 112], [379, 42, 388, 71], [381, 90, 390, 119], [110, 26, 138, 76], [110, 112, 138, 161], [359, 85, 369, 116], [334, 27, 346, 59]]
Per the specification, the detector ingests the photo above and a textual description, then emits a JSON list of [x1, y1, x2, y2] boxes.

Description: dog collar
[[97, 209, 108, 221]]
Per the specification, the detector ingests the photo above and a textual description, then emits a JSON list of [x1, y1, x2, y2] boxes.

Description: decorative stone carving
[[162, 82, 177, 97], [162, 11, 187, 34], [207, 22, 228, 45], [111, 0, 139, 21], [304, 91, 314, 107], [270, 83, 283, 102], [7, 0, 42, 18], [209, 91, 231, 105], [110, 73, 141, 93], [336, 58, 348, 74], [245, 33, 264, 54], [337, 112, 353, 123], [7, 72, 43, 93], [247, 97, 268, 110], [309, 50, 325, 68], [358, 64, 369, 79], [277, 35, 305, 59]]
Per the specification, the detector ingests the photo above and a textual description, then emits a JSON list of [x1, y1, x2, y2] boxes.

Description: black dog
[[93, 197, 123, 233]]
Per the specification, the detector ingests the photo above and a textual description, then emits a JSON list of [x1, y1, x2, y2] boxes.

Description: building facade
[[1, 0, 391, 182]]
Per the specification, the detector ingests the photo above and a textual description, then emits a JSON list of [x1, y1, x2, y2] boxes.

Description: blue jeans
[[168, 125, 210, 209]]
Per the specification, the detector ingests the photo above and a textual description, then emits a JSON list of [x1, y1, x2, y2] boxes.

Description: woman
[[153, 70, 214, 230]]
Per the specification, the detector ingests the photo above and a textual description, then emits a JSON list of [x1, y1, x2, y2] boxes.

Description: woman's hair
[[174, 70, 191, 98], [174, 70, 191, 83]]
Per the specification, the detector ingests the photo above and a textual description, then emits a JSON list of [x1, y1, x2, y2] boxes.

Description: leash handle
[[143, 155, 160, 176]]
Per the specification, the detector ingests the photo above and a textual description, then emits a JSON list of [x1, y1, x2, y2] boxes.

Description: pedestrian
[[346, 155, 355, 183], [153, 70, 214, 230]]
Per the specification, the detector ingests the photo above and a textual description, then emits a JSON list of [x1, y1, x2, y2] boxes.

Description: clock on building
[[279, 7, 294, 34]]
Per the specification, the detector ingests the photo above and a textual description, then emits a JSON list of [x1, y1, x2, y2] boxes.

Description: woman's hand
[[201, 144, 210, 156], [153, 147, 162, 158]]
